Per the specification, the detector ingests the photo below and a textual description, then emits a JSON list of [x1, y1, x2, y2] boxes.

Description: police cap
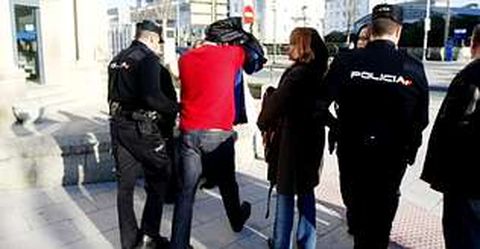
[[137, 20, 163, 42], [372, 4, 403, 25]]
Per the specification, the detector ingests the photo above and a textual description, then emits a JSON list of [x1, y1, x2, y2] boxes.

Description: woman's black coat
[[257, 62, 327, 195], [421, 59, 480, 198]]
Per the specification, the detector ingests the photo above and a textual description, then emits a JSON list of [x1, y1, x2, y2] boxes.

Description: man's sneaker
[[267, 238, 274, 249], [232, 201, 251, 232], [134, 235, 169, 249], [155, 236, 170, 249], [134, 235, 157, 249]]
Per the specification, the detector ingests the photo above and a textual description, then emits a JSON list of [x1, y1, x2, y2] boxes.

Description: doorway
[[12, 2, 44, 83]]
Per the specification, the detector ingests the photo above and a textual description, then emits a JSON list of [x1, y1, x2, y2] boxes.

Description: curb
[[0, 131, 115, 189]]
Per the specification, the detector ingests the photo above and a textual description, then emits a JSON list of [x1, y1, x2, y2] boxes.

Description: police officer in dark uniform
[[323, 4, 429, 249], [108, 20, 179, 249]]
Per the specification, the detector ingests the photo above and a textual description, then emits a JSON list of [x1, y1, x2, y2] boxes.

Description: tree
[[400, 13, 480, 48], [325, 31, 347, 43], [399, 21, 424, 47]]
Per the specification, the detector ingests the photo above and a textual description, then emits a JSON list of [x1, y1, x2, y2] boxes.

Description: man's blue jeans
[[273, 192, 317, 249], [170, 131, 244, 249], [443, 193, 480, 249]]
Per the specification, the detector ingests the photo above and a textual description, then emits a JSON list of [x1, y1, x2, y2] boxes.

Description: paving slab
[[0, 91, 452, 248]]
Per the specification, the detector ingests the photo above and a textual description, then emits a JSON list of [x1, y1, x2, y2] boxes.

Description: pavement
[[0, 90, 449, 249]]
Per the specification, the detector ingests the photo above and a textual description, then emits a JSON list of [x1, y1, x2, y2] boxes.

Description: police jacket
[[421, 59, 480, 197], [323, 40, 429, 163], [108, 40, 179, 117]]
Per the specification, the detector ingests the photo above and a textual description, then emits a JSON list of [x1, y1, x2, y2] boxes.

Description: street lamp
[[422, 0, 432, 61], [272, 0, 277, 65], [301, 5, 308, 27], [443, 0, 451, 61], [212, 0, 217, 22], [175, 0, 180, 46], [345, 0, 355, 45]]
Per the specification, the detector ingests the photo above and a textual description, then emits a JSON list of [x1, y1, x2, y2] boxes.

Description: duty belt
[[109, 101, 160, 121]]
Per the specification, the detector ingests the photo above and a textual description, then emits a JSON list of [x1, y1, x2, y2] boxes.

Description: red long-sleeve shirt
[[179, 44, 245, 132]]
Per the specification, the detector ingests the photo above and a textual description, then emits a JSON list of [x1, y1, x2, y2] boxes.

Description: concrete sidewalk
[[0, 174, 351, 249], [0, 153, 444, 249], [0, 93, 447, 249], [0, 166, 359, 249]]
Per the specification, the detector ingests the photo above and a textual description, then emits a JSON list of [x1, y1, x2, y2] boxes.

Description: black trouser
[[111, 116, 171, 249], [337, 142, 407, 249], [443, 193, 480, 249], [339, 162, 356, 233]]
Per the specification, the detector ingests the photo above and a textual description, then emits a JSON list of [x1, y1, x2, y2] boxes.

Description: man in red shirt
[[179, 42, 244, 131], [170, 41, 252, 249]]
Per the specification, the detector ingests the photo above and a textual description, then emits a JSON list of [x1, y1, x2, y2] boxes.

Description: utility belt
[[110, 101, 162, 135], [110, 101, 161, 119]]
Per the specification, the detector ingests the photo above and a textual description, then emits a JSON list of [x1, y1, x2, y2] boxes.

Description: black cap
[[137, 20, 163, 42], [372, 4, 403, 24]]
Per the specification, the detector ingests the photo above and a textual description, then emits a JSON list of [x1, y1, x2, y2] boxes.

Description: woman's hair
[[355, 24, 371, 48], [289, 27, 329, 72], [473, 24, 480, 48]]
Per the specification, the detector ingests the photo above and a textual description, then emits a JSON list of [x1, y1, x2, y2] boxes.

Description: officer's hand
[[265, 86, 276, 96]]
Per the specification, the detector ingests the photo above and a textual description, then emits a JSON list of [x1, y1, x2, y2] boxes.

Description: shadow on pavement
[[3, 108, 418, 248], [57, 170, 358, 249]]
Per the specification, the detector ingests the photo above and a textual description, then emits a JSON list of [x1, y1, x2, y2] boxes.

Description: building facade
[[130, 0, 229, 45], [178, 0, 229, 43], [0, 0, 108, 130], [263, 0, 325, 44], [229, 0, 244, 17], [108, 6, 135, 57], [324, 0, 387, 34]]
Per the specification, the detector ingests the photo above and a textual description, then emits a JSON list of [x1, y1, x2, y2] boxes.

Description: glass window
[[14, 4, 41, 82]]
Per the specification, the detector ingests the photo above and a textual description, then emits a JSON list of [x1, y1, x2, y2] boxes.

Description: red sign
[[243, 5, 255, 24]]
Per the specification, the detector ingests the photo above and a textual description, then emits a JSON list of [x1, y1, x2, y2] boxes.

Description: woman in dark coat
[[421, 24, 480, 249], [257, 27, 329, 249]]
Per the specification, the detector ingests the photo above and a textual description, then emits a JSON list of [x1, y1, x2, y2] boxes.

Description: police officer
[[108, 20, 179, 249], [323, 4, 429, 249]]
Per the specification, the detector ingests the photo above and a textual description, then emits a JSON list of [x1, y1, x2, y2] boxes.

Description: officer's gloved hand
[[265, 86, 276, 96]]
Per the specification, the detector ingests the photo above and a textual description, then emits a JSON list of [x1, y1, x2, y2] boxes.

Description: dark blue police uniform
[[323, 5, 429, 248], [108, 20, 179, 249]]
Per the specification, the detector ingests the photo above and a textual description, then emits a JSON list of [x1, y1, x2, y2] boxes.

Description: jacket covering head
[[204, 17, 267, 74], [205, 17, 246, 43]]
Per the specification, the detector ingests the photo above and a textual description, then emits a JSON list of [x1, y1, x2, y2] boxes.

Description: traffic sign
[[243, 5, 255, 24]]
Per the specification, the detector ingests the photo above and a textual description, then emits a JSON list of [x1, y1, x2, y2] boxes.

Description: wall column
[[0, 0, 27, 133]]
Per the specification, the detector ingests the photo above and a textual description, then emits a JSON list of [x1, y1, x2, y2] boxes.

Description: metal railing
[[107, 24, 134, 58]]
